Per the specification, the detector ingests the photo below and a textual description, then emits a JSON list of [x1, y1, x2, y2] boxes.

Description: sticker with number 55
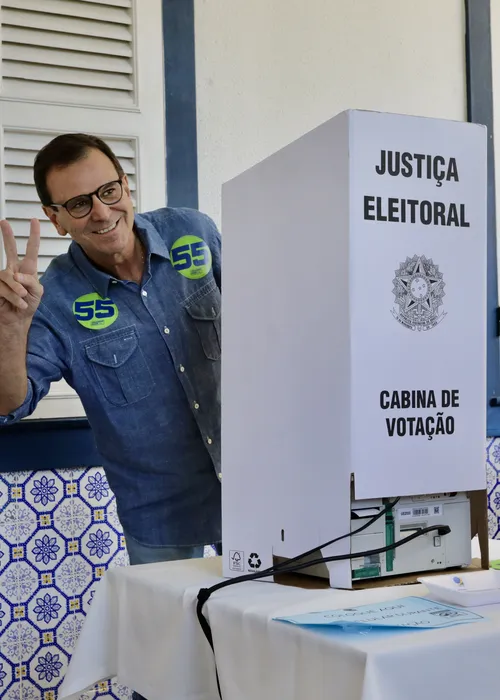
[[73, 293, 119, 329], [170, 235, 212, 279]]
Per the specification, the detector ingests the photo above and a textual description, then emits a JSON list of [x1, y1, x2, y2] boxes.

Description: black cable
[[262, 497, 401, 576], [236, 524, 451, 581], [199, 523, 450, 603], [196, 497, 400, 671], [195, 501, 398, 698], [197, 516, 451, 700]]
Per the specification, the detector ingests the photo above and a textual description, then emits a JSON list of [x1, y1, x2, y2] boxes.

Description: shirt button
[[179, 365, 185, 373], [111, 280, 118, 284], [207, 436, 213, 445], [218, 473, 222, 480], [194, 402, 200, 409], [163, 327, 170, 334], [142, 290, 148, 297]]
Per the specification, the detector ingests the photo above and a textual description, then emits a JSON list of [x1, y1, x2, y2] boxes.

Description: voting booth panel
[[221, 110, 487, 588]]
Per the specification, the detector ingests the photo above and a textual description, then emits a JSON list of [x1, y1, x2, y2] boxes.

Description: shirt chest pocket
[[184, 284, 221, 361], [84, 327, 155, 407]]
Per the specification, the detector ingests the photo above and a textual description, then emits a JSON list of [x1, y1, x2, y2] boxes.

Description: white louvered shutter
[[0, 0, 166, 419], [1, 0, 135, 107]]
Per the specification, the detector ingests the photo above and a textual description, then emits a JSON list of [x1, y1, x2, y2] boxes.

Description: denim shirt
[[0, 207, 222, 547]]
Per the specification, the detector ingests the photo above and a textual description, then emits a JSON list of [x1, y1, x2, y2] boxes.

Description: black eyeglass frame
[[48, 179, 124, 219]]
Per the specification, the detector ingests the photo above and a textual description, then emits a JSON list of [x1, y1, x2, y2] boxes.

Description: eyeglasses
[[49, 179, 124, 219]]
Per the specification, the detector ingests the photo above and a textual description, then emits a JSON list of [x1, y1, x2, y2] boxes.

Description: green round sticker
[[73, 293, 119, 330], [170, 235, 212, 279]]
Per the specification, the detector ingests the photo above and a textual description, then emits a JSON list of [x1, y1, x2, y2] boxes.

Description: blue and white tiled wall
[[1, 442, 500, 698], [486, 438, 500, 537], [0, 467, 130, 700]]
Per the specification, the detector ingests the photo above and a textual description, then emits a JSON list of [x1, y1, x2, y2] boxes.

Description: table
[[59, 539, 500, 700]]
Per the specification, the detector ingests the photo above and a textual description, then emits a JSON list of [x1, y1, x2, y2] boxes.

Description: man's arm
[[0, 322, 30, 414], [0, 219, 44, 415]]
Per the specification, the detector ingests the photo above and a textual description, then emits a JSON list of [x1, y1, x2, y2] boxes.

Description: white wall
[[194, 0, 467, 226], [490, 0, 500, 301]]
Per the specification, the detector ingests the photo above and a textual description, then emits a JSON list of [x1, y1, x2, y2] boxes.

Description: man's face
[[43, 148, 135, 261]]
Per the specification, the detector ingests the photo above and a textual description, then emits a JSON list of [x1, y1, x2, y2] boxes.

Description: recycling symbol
[[248, 552, 262, 570]]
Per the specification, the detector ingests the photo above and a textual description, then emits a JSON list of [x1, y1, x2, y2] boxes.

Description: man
[[0, 133, 222, 566]]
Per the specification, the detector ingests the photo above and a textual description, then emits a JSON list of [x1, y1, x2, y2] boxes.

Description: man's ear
[[42, 206, 67, 237], [122, 174, 131, 198]]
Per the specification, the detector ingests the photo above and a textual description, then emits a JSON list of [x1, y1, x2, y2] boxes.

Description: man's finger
[[0, 220, 20, 271], [20, 219, 40, 276], [0, 279, 28, 310], [13, 272, 43, 298], [0, 270, 28, 298]]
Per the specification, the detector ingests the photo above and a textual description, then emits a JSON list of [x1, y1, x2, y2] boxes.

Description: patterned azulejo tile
[[0, 466, 130, 699], [486, 438, 500, 538]]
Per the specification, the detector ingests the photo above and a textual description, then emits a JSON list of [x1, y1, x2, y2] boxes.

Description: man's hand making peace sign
[[0, 218, 44, 414], [0, 219, 44, 325]]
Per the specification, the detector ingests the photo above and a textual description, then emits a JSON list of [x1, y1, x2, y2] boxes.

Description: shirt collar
[[69, 213, 171, 298]]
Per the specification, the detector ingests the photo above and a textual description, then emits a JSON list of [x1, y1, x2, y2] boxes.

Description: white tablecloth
[[60, 539, 500, 700]]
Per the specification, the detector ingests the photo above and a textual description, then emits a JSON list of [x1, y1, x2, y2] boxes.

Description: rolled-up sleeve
[[0, 379, 35, 424]]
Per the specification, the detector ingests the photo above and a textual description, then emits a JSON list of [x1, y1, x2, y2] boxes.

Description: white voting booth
[[221, 110, 487, 588]]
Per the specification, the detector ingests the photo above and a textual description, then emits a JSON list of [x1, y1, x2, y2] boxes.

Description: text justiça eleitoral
[[363, 151, 469, 228]]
